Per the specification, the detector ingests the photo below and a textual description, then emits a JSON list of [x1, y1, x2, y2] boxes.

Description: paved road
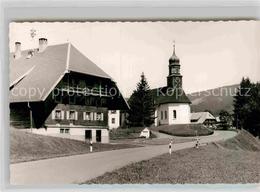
[[10, 130, 237, 185]]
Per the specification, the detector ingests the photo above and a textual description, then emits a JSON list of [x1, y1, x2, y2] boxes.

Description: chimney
[[14, 42, 21, 59], [38, 38, 48, 52]]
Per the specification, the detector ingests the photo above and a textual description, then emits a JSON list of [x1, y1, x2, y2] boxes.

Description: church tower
[[151, 43, 191, 127], [167, 43, 183, 89]]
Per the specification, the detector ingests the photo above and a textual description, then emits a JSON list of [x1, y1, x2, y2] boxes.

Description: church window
[[165, 111, 167, 119], [173, 110, 177, 119], [161, 111, 163, 120], [111, 118, 115, 124]]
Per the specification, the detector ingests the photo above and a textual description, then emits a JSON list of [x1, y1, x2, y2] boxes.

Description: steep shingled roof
[[9, 43, 114, 103], [151, 86, 191, 105], [191, 112, 216, 124]]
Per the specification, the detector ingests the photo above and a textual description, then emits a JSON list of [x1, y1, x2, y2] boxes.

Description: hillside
[[10, 128, 137, 163], [87, 130, 260, 184], [187, 84, 239, 115]]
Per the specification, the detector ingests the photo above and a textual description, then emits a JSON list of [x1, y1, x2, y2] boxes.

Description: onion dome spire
[[169, 41, 180, 64]]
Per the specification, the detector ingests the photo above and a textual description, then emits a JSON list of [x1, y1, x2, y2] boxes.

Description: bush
[[110, 127, 144, 140]]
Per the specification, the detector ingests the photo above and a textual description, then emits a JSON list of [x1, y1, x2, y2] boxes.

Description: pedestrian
[[90, 139, 93, 152]]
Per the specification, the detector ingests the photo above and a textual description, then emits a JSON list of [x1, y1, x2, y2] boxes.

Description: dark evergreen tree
[[233, 77, 260, 137], [246, 83, 260, 136], [219, 110, 232, 130], [233, 77, 252, 129], [128, 73, 154, 127]]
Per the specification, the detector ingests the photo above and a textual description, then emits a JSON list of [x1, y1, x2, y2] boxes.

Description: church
[[152, 44, 191, 126]]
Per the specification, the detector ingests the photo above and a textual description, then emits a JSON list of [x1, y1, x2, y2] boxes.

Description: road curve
[[10, 130, 237, 185]]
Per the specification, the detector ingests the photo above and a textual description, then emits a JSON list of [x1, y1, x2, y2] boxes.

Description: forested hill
[[187, 84, 239, 116]]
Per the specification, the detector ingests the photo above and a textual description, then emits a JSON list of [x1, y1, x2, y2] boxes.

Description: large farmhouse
[[191, 112, 217, 127], [152, 44, 191, 126], [9, 39, 129, 143]]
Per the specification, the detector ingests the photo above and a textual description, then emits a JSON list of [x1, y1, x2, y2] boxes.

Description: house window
[[84, 112, 91, 121], [68, 110, 76, 120], [96, 112, 104, 121], [173, 110, 177, 119], [65, 128, 70, 134], [54, 110, 62, 120], [111, 110, 117, 114], [111, 118, 115, 124], [161, 111, 163, 120], [60, 128, 70, 134], [165, 111, 167, 119]]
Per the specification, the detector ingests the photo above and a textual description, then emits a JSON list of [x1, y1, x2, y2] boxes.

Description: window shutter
[[83, 112, 86, 120], [61, 111, 65, 120], [90, 112, 94, 121], [66, 111, 69, 120], [101, 113, 104, 121], [75, 111, 78, 120], [94, 112, 96, 121], [52, 110, 55, 119]]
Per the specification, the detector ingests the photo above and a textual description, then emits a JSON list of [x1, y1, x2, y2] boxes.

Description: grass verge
[[155, 124, 214, 137], [10, 128, 139, 164], [86, 130, 259, 184]]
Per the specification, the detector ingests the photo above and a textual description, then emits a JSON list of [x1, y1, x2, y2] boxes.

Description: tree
[[233, 77, 260, 137], [233, 77, 252, 129], [245, 83, 260, 136], [127, 73, 154, 127], [218, 110, 232, 130]]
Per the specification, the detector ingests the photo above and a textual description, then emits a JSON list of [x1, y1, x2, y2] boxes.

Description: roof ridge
[[65, 42, 71, 73], [10, 42, 70, 54]]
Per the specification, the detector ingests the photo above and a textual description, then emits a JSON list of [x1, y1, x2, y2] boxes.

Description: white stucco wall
[[155, 103, 191, 126], [108, 110, 120, 129], [168, 103, 191, 124], [30, 126, 109, 143], [156, 104, 169, 125]]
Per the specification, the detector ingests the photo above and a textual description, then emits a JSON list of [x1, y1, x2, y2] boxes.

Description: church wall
[[168, 103, 191, 124], [155, 103, 191, 126], [156, 104, 169, 126]]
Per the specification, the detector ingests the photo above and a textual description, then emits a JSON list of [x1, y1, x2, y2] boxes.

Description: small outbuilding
[[140, 128, 150, 138]]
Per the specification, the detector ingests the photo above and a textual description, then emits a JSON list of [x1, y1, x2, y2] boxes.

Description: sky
[[9, 21, 260, 97]]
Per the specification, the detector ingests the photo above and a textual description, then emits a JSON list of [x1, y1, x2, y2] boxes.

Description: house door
[[85, 130, 92, 141], [96, 130, 101, 142]]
